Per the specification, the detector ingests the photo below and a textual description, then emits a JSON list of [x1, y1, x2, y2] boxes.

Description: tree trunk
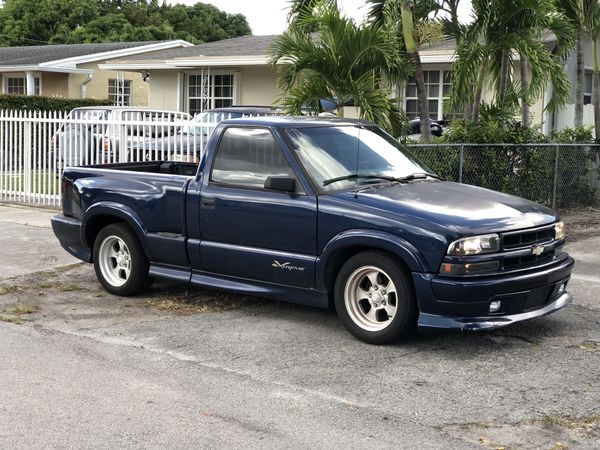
[[575, 35, 584, 127], [520, 55, 529, 127], [399, 1, 430, 141], [593, 38, 600, 140], [411, 52, 431, 142], [463, 102, 472, 124], [472, 88, 483, 124], [498, 50, 510, 100], [472, 65, 485, 124]]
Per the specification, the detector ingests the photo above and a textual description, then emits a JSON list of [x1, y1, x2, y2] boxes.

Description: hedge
[[0, 95, 113, 112]]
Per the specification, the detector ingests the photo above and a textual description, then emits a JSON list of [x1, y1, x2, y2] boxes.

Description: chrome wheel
[[98, 235, 131, 287], [344, 265, 398, 332]]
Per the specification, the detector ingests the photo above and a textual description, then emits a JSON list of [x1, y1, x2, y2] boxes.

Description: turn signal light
[[440, 261, 500, 276]]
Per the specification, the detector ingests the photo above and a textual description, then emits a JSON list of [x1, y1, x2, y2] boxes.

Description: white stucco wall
[[145, 65, 280, 112], [148, 71, 181, 111], [238, 66, 280, 106]]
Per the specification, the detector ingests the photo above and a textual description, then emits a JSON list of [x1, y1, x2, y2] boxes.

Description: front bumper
[[413, 255, 575, 330], [418, 292, 572, 330]]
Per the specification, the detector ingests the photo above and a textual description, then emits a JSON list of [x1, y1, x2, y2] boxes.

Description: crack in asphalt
[[40, 325, 380, 410], [26, 321, 483, 448]]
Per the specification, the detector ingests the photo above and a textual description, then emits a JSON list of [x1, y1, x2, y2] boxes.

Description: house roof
[[98, 30, 570, 72], [101, 34, 458, 70], [123, 35, 279, 61], [100, 35, 284, 69], [0, 40, 194, 74]]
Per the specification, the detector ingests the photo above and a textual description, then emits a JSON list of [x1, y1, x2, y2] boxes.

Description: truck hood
[[329, 181, 558, 235]]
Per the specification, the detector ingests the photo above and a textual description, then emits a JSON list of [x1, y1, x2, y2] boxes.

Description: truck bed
[[61, 160, 200, 268]]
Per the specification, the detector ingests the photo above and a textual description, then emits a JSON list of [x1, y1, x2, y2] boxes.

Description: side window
[[211, 127, 296, 190]]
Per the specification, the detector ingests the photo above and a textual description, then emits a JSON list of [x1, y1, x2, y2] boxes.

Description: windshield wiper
[[322, 173, 397, 186], [394, 172, 443, 182]]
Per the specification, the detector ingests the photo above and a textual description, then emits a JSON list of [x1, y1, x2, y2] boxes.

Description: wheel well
[[324, 246, 413, 304], [85, 215, 126, 255]]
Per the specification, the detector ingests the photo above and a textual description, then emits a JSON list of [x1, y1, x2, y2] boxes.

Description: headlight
[[447, 234, 500, 255], [555, 221, 566, 240]]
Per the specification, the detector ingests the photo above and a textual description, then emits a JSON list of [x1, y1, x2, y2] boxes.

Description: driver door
[[197, 126, 317, 288]]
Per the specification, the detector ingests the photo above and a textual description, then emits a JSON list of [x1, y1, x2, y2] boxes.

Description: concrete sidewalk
[[0, 203, 78, 280]]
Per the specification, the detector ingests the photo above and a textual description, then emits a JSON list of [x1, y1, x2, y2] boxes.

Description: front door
[[198, 126, 317, 288]]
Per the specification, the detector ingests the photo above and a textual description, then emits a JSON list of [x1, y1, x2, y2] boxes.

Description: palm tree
[[270, 1, 411, 135], [286, 0, 336, 31], [368, 0, 443, 142], [557, 0, 585, 127], [449, 0, 575, 125], [583, 0, 600, 137]]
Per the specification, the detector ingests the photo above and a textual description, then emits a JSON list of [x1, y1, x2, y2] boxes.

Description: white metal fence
[[0, 109, 223, 206], [2, 109, 598, 210]]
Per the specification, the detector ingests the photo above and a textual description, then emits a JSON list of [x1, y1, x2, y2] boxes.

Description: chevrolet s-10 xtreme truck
[[52, 117, 574, 344]]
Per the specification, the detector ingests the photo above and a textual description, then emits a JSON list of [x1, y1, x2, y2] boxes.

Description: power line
[[0, 33, 53, 45]]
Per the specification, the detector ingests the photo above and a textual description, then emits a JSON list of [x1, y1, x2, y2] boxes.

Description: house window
[[188, 72, 235, 116], [404, 70, 451, 120], [5, 76, 40, 95], [584, 70, 593, 105], [108, 79, 132, 106]]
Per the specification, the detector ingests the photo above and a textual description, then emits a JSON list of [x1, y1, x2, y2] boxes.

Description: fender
[[316, 229, 430, 290], [81, 202, 152, 259]]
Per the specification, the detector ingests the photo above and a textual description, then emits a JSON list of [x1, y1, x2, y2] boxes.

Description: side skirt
[[149, 263, 330, 309]]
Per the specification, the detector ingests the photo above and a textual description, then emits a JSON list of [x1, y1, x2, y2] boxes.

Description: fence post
[[24, 110, 32, 202], [552, 143, 559, 209], [459, 144, 464, 183]]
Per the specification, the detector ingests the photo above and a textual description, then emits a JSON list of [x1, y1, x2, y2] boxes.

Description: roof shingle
[[109, 35, 279, 62], [0, 41, 161, 66]]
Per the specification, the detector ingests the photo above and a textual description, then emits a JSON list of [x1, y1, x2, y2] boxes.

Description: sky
[[169, 0, 473, 36]]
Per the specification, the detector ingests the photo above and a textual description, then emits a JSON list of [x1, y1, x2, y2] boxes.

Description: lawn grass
[[0, 169, 60, 197]]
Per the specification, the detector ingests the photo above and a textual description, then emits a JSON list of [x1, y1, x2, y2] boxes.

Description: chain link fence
[[407, 144, 600, 209]]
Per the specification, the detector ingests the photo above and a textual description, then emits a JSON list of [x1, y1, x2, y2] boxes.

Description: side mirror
[[264, 176, 296, 193]]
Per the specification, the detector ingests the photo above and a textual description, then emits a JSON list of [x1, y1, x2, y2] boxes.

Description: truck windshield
[[284, 126, 432, 191]]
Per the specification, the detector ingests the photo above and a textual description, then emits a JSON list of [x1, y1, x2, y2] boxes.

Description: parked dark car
[[407, 118, 443, 141], [52, 117, 573, 344]]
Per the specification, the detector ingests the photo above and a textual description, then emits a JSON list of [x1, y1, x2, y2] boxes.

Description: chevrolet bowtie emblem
[[532, 245, 544, 256]]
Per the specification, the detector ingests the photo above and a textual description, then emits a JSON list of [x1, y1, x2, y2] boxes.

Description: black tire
[[334, 250, 418, 344], [93, 223, 152, 296]]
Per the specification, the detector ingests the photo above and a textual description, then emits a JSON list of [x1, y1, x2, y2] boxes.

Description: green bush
[[0, 95, 113, 112], [410, 117, 600, 208]]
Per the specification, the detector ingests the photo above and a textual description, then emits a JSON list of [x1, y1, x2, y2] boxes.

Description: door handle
[[201, 197, 215, 209]]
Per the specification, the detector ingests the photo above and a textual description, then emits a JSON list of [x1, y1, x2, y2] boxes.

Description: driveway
[[0, 203, 598, 449]]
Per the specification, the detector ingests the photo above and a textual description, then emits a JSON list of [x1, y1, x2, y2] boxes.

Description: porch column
[[26, 71, 35, 96]]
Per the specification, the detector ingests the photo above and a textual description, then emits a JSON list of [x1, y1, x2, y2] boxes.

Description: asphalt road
[[0, 204, 598, 449]]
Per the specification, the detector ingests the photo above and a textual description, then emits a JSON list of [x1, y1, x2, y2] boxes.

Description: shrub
[[410, 118, 600, 208], [0, 95, 113, 112]]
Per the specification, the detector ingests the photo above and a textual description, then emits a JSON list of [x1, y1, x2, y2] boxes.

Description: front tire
[[93, 223, 152, 296], [334, 251, 418, 344]]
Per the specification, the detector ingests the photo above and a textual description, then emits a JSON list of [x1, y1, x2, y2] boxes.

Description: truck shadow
[[147, 279, 582, 356]]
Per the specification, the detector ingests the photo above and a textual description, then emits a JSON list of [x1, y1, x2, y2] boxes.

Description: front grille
[[502, 225, 555, 250], [498, 224, 560, 273], [502, 249, 556, 271]]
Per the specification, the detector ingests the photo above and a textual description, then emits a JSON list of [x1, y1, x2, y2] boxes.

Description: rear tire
[[93, 223, 152, 296], [334, 251, 418, 344]]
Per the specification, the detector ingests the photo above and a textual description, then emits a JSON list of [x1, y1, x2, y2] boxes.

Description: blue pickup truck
[[52, 117, 574, 344]]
